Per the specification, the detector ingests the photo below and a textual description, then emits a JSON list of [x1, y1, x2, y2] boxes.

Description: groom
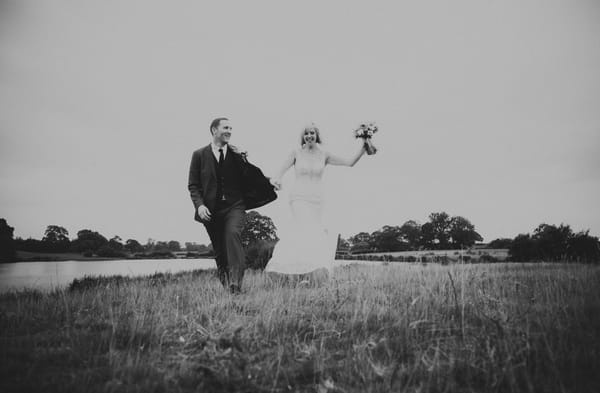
[[188, 117, 276, 293]]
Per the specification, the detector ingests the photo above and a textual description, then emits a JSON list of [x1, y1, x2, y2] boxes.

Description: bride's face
[[303, 129, 318, 145]]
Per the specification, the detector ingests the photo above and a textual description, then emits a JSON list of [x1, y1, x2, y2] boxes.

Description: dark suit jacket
[[188, 144, 277, 221]]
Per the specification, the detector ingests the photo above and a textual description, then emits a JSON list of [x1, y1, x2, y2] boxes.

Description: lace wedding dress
[[265, 148, 337, 274]]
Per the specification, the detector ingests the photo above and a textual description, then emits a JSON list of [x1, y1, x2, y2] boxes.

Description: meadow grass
[[1, 263, 599, 393]]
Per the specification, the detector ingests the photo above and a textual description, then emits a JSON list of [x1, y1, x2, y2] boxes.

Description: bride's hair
[[300, 123, 322, 146]]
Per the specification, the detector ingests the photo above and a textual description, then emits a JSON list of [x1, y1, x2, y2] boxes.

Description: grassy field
[[1, 263, 599, 393]]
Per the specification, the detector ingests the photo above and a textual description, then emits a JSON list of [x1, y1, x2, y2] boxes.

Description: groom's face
[[212, 120, 232, 145]]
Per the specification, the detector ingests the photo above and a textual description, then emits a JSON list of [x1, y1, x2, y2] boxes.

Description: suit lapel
[[203, 144, 217, 182]]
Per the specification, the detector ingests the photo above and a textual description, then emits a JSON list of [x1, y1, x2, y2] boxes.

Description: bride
[[266, 123, 367, 279]]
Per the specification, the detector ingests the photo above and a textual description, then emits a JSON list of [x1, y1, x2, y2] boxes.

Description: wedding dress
[[265, 148, 337, 274]]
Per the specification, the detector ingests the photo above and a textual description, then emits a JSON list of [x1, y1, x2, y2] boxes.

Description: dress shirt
[[211, 143, 227, 162]]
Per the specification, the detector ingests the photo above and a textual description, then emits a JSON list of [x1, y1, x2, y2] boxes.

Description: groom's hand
[[197, 205, 211, 221]]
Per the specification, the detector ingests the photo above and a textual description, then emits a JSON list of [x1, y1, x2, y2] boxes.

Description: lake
[[0, 258, 383, 292]]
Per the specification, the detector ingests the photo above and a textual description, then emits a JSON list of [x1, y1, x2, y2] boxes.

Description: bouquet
[[354, 122, 378, 155]]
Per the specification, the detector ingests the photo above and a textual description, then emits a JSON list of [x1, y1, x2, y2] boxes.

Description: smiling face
[[301, 126, 321, 146], [211, 119, 232, 146]]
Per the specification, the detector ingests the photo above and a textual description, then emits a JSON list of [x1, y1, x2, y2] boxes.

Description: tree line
[[504, 223, 600, 263], [343, 212, 483, 253], [0, 218, 211, 261], [0, 214, 278, 268], [341, 212, 599, 263], [2, 213, 599, 264]]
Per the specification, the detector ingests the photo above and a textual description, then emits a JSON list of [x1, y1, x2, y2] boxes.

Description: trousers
[[202, 199, 246, 289]]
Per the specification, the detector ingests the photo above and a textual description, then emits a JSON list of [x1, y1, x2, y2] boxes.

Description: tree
[[108, 236, 124, 251], [509, 234, 537, 262], [185, 242, 210, 253], [428, 212, 452, 249], [154, 241, 171, 253], [370, 225, 404, 252], [449, 216, 483, 249], [349, 232, 372, 247], [0, 218, 16, 262], [71, 229, 108, 254], [241, 211, 278, 247], [567, 230, 600, 263], [144, 238, 155, 252], [42, 225, 70, 252], [167, 240, 181, 251], [533, 223, 572, 261], [124, 239, 144, 253], [42, 225, 69, 243], [399, 220, 421, 250], [488, 238, 513, 249], [419, 222, 436, 249]]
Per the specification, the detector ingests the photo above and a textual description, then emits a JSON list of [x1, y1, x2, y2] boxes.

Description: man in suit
[[188, 117, 276, 293]]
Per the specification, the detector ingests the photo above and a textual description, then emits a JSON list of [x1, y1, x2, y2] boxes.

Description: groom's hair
[[210, 117, 229, 134]]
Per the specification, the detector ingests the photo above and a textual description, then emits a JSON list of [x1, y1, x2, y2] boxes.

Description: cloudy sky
[[1, 0, 599, 246]]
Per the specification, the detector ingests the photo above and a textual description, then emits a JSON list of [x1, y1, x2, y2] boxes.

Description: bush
[[245, 240, 277, 270]]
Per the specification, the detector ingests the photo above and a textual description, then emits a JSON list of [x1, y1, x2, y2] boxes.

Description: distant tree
[[41, 225, 70, 252], [42, 225, 69, 243], [449, 216, 483, 249], [567, 230, 600, 263], [350, 241, 371, 254], [0, 218, 17, 262], [428, 212, 452, 249], [399, 220, 421, 250], [167, 240, 181, 251], [533, 223, 572, 261], [13, 237, 46, 252], [154, 241, 171, 253], [488, 238, 513, 249], [108, 236, 124, 251], [349, 232, 372, 248], [124, 239, 144, 253], [97, 245, 126, 258], [144, 239, 156, 252], [419, 222, 436, 249], [185, 242, 209, 253], [509, 234, 538, 262], [241, 211, 278, 247], [370, 225, 404, 252], [71, 229, 108, 254]]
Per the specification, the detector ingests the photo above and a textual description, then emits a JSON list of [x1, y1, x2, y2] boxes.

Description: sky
[[1, 0, 599, 246]]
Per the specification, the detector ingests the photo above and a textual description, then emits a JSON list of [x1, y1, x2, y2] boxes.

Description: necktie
[[218, 148, 225, 201]]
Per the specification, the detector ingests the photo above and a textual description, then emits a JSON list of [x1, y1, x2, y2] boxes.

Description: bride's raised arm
[[325, 144, 366, 167]]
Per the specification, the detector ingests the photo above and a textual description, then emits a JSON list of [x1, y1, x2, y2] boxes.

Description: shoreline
[[11, 251, 213, 263]]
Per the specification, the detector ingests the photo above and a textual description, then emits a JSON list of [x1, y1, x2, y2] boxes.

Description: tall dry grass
[[1, 263, 599, 392]]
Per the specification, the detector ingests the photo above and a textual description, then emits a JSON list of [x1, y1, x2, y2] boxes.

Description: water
[[0, 259, 383, 292], [0, 259, 216, 292]]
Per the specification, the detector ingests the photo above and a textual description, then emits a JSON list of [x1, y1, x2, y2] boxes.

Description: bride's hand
[[270, 178, 282, 190]]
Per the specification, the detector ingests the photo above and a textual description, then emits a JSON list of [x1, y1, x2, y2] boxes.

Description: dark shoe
[[229, 284, 242, 294]]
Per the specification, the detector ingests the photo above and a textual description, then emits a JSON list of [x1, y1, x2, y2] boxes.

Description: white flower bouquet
[[354, 122, 378, 155]]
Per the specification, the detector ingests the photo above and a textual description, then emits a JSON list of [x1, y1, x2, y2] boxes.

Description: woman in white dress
[[266, 123, 367, 279]]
